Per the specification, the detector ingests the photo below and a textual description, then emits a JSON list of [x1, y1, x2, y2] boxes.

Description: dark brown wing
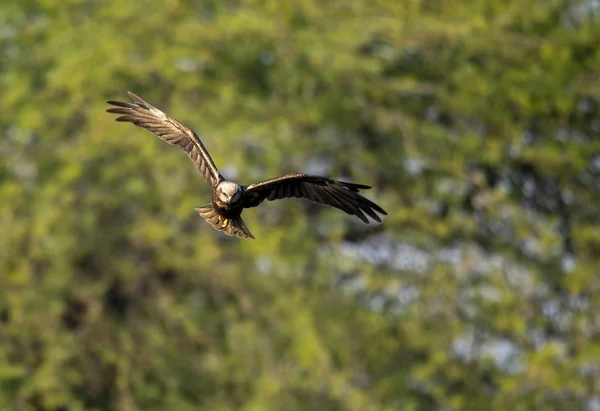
[[107, 92, 223, 187], [243, 174, 387, 223]]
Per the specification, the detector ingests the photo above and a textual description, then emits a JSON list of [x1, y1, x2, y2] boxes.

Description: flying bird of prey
[[106, 92, 387, 239]]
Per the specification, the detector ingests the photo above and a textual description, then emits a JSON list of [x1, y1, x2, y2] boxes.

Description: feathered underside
[[242, 173, 387, 223], [195, 204, 254, 239]]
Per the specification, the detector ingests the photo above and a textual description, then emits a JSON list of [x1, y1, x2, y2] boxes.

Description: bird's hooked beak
[[219, 195, 233, 209]]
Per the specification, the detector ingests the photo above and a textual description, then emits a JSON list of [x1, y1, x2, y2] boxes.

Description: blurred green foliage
[[1, 0, 600, 409]]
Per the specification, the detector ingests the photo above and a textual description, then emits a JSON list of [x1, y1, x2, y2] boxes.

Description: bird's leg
[[218, 215, 229, 228]]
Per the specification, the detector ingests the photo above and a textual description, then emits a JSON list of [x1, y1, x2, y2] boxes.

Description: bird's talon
[[221, 218, 229, 228]]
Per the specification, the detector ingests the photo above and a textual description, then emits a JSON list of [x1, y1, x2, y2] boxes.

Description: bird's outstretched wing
[[107, 92, 223, 187], [243, 174, 387, 223]]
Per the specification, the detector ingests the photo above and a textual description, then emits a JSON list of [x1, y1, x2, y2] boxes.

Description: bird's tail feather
[[195, 204, 255, 239]]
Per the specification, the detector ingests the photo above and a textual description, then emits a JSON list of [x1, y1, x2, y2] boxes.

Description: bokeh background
[[2, 1, 600, 410]]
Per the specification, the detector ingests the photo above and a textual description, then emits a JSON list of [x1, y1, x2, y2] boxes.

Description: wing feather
[[195, 204, 254, 239], [243, 174, 386, 223], [325, 185, 356, 215], [107, 92, 223, 187]]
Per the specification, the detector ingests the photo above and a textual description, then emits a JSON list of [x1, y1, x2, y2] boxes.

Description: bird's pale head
[[216, 181, 242, 208]]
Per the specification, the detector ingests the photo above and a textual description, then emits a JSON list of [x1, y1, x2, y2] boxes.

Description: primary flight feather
[[107, 92, 387, 239]]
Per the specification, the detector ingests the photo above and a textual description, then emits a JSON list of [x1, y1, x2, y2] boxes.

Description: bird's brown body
[[211, 186, 244, 219], [107, 92, 387, 239], [213, 201, 243, 220]]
